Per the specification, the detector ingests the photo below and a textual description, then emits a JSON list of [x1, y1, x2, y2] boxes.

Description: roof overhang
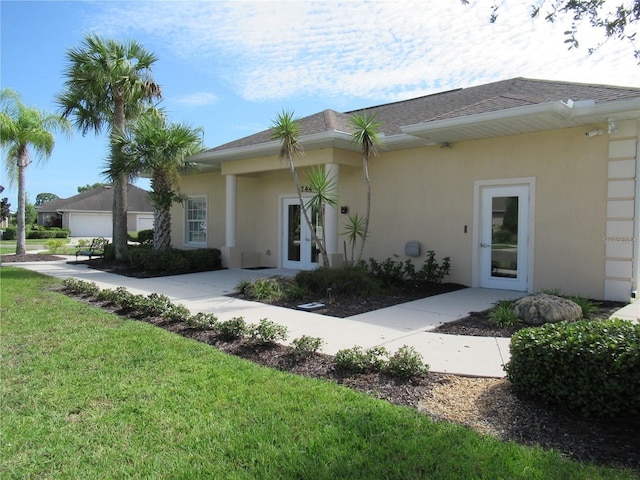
[[189, 97, 640, 168], [400, 98, 640, 145]]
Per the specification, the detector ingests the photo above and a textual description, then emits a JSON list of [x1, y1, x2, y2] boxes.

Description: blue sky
[[1, 0, 638, 208]]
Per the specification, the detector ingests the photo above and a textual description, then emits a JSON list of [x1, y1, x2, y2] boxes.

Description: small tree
[[271, 110, 333, 266], [0, 186, 10, 225], [0, 89, 71, 254], [350, 111, 383, 264]]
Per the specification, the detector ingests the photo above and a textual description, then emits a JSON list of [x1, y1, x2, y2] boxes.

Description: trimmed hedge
[[127, 246, 222, 273], [2, 227, 70, 240], [506, 318, 640, 417]]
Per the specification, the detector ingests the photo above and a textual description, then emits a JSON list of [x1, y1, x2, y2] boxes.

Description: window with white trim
[[186, 196, 207, 245]]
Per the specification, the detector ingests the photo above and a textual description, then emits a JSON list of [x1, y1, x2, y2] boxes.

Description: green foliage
[[128, 229, 154, 245], [62, 278, 100, 297], [21, 227, 70, 239], [235, 279, 253, 295], [367, 252, 451, 290], [295, 266, 381, 297], [140, 292, 175, 317], [385, 346, 429, 379], [284, 283, 310, 302], [247, 277, 286, 302], [506, 318, 640, 417], [334, 346, 389, 374], [567, 295, 599, 318], [489, 300, 520, 327], [248, 319, 288, 345], [342, 213, 366, 266], [288, 335, 324, 360], [186, 312, 218, 330], [127, 246, 222, 273], [45, 239, 68, 254], [217, 317, 248, 341], [2, 227, 16, 240]]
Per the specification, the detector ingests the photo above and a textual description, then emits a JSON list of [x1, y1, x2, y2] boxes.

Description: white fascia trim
[[192, 131, 354, 165], [401, 100, 575, 136]]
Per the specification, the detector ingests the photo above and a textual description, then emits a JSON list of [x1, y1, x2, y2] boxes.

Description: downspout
[[634, 119, 640, 299]]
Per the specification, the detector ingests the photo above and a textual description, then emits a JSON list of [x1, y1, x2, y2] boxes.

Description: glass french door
[[480, 185, 529, 291], [282, 198, 319, 270]]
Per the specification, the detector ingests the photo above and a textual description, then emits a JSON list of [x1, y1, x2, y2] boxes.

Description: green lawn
[[1, 267, 635, 479]]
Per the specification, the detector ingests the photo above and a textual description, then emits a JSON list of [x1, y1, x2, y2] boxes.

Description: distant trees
[[35, 192, 59, 206], [78, 182, 108, 193]]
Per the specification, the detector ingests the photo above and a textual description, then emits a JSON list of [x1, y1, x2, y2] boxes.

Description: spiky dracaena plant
[[350, 111, 383, 264]]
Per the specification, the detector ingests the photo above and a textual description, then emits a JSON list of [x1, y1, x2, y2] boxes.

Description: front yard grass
[[1, 267, 636, 479]]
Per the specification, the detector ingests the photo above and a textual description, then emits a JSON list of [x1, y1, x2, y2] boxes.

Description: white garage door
[[137, 215, 154, 231], [68, 213, 112, 238]]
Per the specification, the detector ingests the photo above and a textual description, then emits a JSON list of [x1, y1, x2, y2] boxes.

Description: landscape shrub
[[141, 292, 175, 317], [127, 246, 222, 273], [186, 312, 218, 330], [163, 303, 191, 323], [45, 239, 68, 254], [217, 317, 248, 340], [295, 266, 381, 297], [367, 252, 451, 290], [128, 229, 153, 245], [385, 345, 429, 379], [248, 319, 288, 345], [248, 278, 286, 302], [288, 335, 324, 359], [2, 227, 16, 240], [506, 318, 640, 416], [26, 227, 70, 239], [489, 300, 520, 327], [334, 346, 388, 374]]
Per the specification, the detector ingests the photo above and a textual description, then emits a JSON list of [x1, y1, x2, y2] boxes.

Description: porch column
[[324, 163, 343, 267], [226, 174, 237, 247], [222, 174, 241, 268]]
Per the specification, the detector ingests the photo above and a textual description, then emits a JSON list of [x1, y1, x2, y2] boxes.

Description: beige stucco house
[[171, 78, 640, 302]]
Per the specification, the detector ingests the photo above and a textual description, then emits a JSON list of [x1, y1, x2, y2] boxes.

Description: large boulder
[[514, 294, 583, 326]]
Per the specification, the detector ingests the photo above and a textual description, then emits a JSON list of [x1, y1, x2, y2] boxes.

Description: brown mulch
[[1, 253, 67, 262], [5, 255, 638, 471]]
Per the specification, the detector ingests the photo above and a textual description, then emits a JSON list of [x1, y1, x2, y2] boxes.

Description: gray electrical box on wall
[[405, 241, 420, 257]]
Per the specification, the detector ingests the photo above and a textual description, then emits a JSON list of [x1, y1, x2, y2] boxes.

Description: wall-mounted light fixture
[[608, 118, 617, 134], [585, 128, 604, 138]]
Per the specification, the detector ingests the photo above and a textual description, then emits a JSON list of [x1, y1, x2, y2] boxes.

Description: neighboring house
[[37, 184, 154, 237], [172, 78, 640, 302]]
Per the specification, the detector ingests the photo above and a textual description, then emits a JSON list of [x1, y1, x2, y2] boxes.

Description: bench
[[75, 237, 109, 261]]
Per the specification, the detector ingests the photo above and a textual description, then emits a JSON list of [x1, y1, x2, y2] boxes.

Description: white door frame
[[281, 196, 318, 270], [472, 177, 535, 292]]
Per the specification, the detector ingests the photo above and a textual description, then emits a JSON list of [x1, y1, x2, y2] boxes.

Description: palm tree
[[111, 109, 204, 251], [350, 111, 383, 263], [271, 110, 331, 267], [57, 34, 161, 261], [0, 88, 71, 255]]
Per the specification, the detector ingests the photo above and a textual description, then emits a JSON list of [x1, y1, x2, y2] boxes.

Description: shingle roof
[[37, 184, 153, 213], [206, 77, 640, 153]]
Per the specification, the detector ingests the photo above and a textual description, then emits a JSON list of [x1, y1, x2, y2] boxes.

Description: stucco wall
[[176, 123, 638, 300]]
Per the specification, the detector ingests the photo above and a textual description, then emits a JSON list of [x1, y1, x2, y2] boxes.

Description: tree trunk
[[15, 147, 28, 256], [356, 157, 371, 264], [153, 205, 172, 251], [289, 159, 329, 267], [111, 98, 128, 262]]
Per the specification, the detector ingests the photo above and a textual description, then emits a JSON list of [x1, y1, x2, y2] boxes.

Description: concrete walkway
[[5, 258, 635, 377]]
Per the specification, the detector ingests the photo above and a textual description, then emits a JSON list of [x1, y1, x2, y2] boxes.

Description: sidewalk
[[6, 258, 633, 377]]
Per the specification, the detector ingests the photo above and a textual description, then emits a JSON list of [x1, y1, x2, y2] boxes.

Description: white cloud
[[171, 92, 219, 107], [87, 0, 639, 102]]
